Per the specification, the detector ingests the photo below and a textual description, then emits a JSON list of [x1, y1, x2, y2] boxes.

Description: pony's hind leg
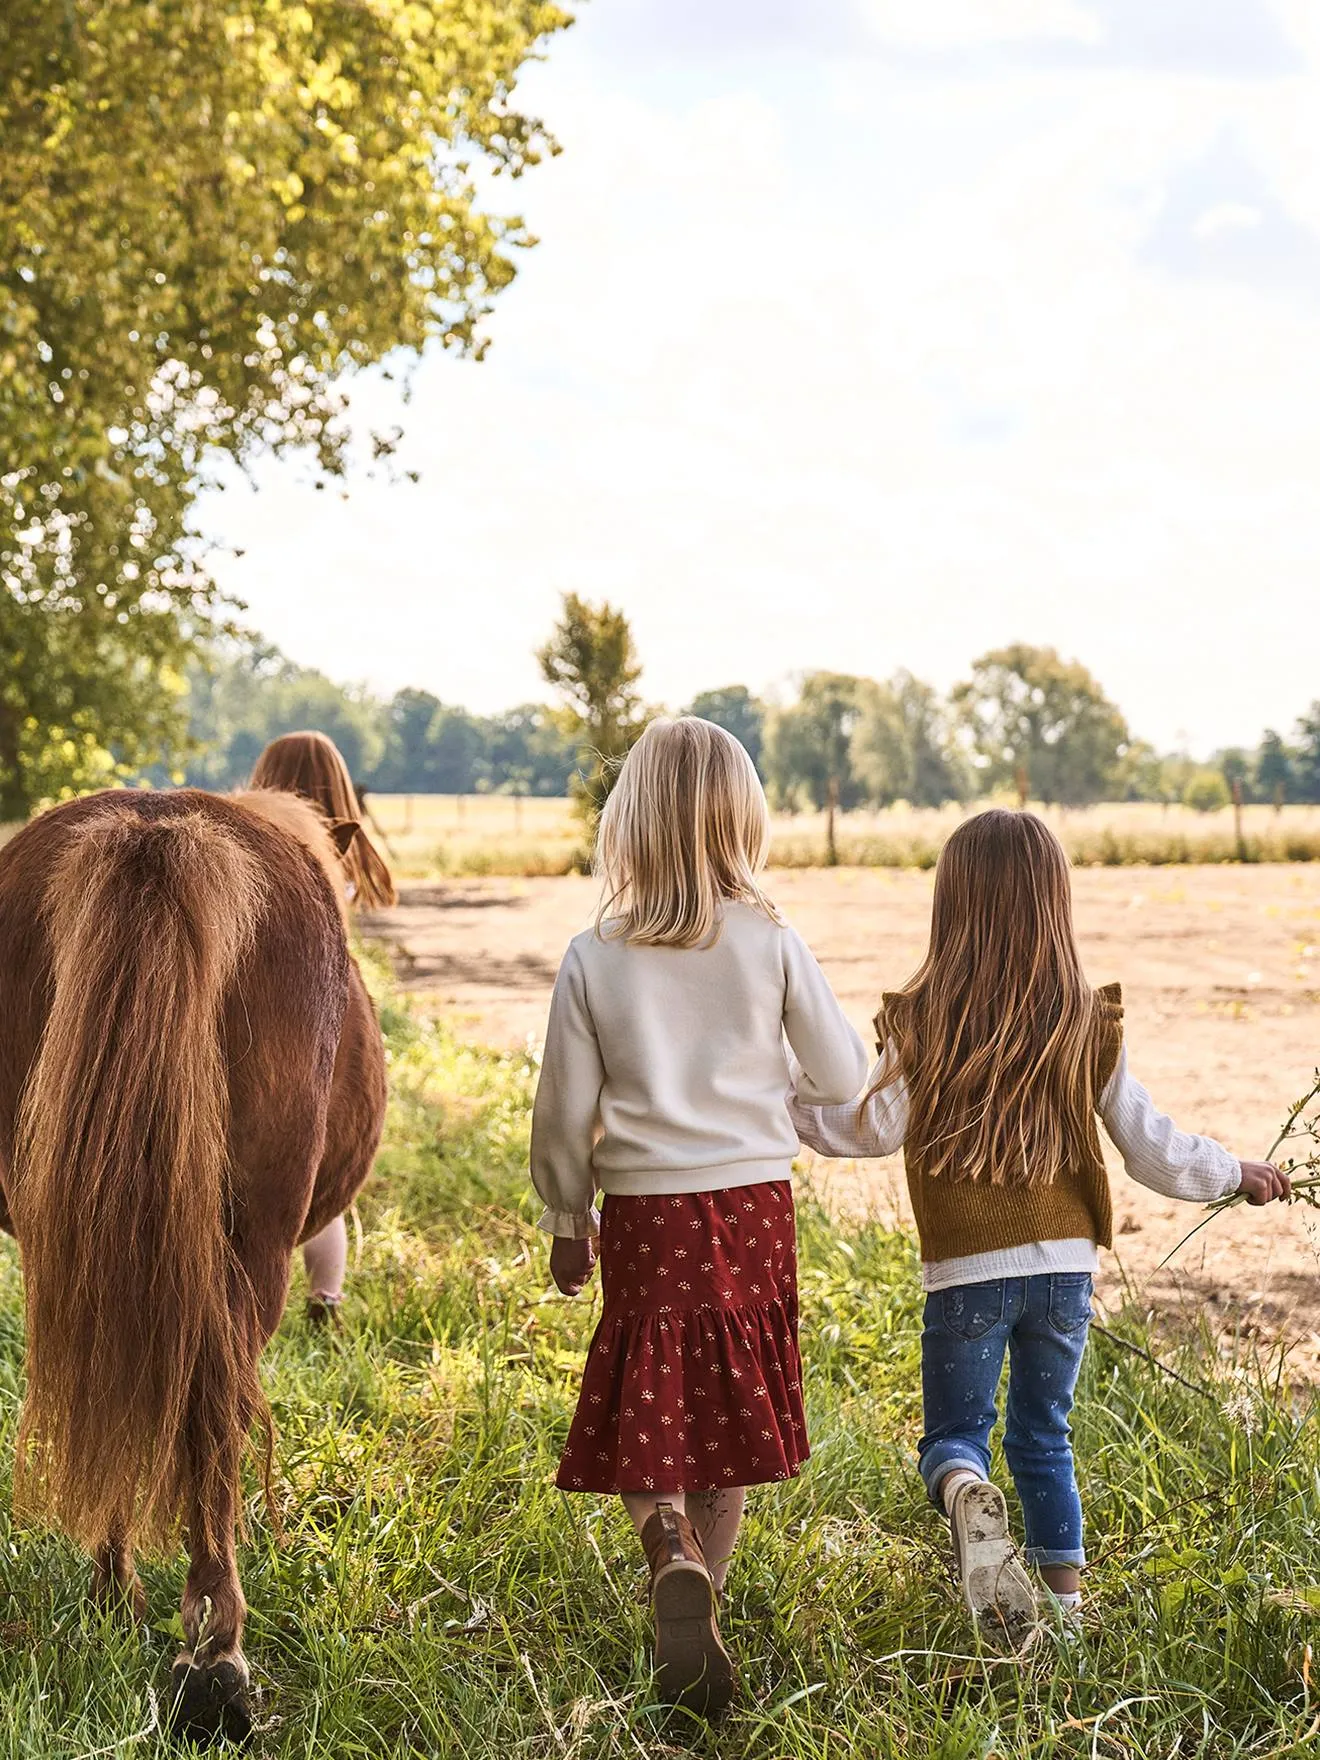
[[169, 1430, 253, 1745], [168, 1239, 297, 1746], [91, 1515, 146, 1625]]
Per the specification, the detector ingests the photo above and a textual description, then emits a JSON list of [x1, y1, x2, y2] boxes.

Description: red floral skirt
[[556, 1180, 808, 1494]]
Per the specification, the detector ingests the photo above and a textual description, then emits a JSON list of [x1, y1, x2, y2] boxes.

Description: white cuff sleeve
[[1100, 1047, 1241, 1203], [537, 1206, 602, 1239], [790, 1051, 909, 1158]]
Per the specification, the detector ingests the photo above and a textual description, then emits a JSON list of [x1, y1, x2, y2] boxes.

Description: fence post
[[1233, 778, 1245, 860], [825, 776, 839, 867]]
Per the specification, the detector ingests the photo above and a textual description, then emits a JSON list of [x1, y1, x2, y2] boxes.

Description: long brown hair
[[873, 809, 1102, 1188], [249, 730, 395, 909]]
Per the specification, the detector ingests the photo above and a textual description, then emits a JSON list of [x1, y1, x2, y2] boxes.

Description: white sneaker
[[947, 1479, 1038, 1652]]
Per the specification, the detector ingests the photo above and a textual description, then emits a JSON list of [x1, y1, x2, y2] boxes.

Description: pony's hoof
[[169, 1655, 253, 1744], [305, 1295, 342, 1329]]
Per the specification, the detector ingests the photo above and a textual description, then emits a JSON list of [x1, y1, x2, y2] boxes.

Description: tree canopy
[[173, 638, 578, 796], [953, 644, 1130, 807], [537, 593, 646, 824], [1, 0, 572, 816], [685, 686, 765, 769]]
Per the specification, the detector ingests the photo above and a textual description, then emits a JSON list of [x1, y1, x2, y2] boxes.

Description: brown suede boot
[[639, 1503, 735, 1717]]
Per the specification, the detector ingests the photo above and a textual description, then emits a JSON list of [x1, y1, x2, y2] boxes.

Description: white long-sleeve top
[[531, 902, 868, 1237], [789, 1047, 1242, 1290]]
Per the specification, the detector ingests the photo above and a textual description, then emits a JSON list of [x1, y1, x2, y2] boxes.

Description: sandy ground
[[365, 866, 1320, 1367]]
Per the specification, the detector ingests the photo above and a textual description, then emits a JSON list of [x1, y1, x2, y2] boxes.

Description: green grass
[[3, 969, 1320, 1756]]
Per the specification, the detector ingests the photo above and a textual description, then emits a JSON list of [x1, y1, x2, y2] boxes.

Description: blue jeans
[[918, 1273, 1092, 1569]]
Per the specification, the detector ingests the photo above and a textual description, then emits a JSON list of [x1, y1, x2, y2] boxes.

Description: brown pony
[[0, 785, 388, 1741]]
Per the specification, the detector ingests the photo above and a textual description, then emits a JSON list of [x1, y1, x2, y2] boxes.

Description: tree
[[484, 704, 577, 797], [1184, 769, 1231, 813], [952, 645, 1129, 806], [847, 685, 908, 808], [850, 671, 967, 807], [1256, 729, 1294, 806], [1, 0, 572, 815], [374, 690, 446, 793], [1294, 703, 1320, 804], [537, 594, 645, 825], [686, 687, 766, 770], [762, 674, 877, 812], [1112, 738, 1164, 803], [1216, 748, 1255, 803]]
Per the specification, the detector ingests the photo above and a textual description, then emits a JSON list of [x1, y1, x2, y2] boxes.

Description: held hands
[[1237, 1160, 1292, 1205], [550, 1233, 598, 1296]]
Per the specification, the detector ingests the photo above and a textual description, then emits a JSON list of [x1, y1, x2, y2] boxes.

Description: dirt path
[[365, 866, 1320, 1369]]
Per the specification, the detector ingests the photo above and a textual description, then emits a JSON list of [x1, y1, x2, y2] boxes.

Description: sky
[[196, 0, 1320, 757]]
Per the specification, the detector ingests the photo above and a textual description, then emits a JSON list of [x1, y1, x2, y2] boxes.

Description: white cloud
[[198, 10, 1320, 755], [1193, 203, 1263, 238], [858, 0, 1099, 49]]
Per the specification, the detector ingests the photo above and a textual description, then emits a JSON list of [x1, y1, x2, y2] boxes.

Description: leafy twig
[[1160, 1070, 1320, 1269], [1090, 1322, 1216, 1401]]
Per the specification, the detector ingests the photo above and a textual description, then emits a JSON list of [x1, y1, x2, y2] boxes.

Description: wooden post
[[1014, 764, 1029, 810], [825, 776, 839, 868], [1275, 781, 1285, 816], [1233, 777, 1245, 859]]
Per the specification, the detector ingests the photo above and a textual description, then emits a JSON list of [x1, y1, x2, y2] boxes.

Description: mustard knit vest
[[892, 982, 1125, 1264]]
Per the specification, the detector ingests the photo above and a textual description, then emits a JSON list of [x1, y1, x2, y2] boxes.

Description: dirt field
[[366, 865, 1320, 1364]]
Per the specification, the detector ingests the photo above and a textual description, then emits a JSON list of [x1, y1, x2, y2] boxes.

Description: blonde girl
[[531, 717, 866, 1715], [791, 809, 1288, 1646], [249, 731, 396, 1320]]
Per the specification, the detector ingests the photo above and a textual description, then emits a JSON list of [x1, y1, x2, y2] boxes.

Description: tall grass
[[363, 796, 1320, 878], [2, 968, 1319, 1755]]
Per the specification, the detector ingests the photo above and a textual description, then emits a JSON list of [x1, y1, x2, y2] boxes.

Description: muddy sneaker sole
[[652, 1557, 736, 1716], [951, 1481, 1038, 1653]]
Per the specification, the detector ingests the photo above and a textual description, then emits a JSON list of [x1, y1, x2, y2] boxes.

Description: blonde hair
[[248, 731, 396, 910], [595, 717, 776, 947], [871, 809, 1105, 1188]]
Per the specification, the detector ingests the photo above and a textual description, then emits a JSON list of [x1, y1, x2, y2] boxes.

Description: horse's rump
[[0, 790, 351, 1551]]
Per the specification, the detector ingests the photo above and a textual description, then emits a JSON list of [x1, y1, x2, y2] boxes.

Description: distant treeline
[[174, 636, 1320, 810]]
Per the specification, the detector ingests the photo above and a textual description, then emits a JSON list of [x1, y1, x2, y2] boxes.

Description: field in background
[[364, 793, 1320, 876], [365, 861, 1320, 1361]]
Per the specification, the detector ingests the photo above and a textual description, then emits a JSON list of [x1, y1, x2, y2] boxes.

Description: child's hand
[[550, 1234, 597, 1296], [1237, 1160, 1292, 1205]]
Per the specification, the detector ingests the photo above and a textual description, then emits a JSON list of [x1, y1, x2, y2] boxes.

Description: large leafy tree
[[537, 593, 646, 827], [1, 0, 571, 817], [953, 645, 1129, 807], [686, 685, 766, 770], [763, 673, 878, 813], [850, 670, 967, 808]]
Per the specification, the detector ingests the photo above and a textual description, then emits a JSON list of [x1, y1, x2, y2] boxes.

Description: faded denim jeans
[[918, 1272, 1093, 1568]]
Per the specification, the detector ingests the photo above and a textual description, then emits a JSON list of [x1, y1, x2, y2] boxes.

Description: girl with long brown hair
[[249, 731, 396, 1320], [791, 809, 1288, 1647], [531, 717, 866, 1715]]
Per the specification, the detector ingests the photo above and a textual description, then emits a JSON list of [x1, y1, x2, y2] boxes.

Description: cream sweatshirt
[[790, 1047, 1241, 1290], [531, 902, 869, 1237]]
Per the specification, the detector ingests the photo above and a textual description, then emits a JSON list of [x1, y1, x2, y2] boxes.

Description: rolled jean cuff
[[1025, 1546, 1086, 1569], [919, 1450, 989, 1505]]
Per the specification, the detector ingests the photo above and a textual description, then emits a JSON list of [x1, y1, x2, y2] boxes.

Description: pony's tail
[[12, 807, 268, 1554]]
